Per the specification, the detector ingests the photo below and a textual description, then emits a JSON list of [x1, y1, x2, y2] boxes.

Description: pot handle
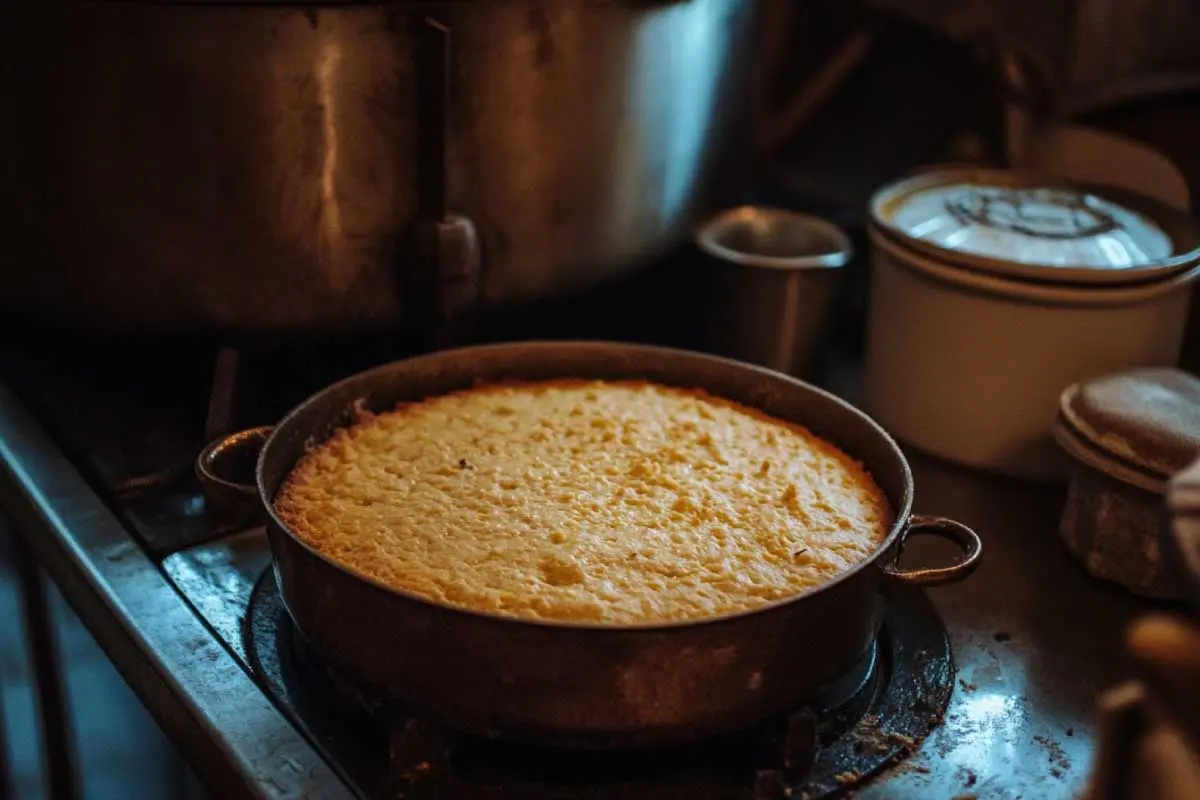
[[881, 514, 983, 587], [195, 426, 273, 530]]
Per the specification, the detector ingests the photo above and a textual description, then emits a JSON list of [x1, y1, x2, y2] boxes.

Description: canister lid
[[1056, 367, 1200, 487], [871, 166, 1200, 286]]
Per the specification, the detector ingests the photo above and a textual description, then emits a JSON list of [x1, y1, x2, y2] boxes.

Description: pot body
[[0, 1, 759, 332], [864, 229, 1198, 482], [243, 342, 968, 747], [269, 521, 884, 746]]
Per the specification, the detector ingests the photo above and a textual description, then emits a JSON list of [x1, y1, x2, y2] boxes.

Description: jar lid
[[871, 166, 1200, 286], [1056, 367, 1200, 487]]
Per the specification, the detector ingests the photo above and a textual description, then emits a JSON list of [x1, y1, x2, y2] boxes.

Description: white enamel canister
[[863, 166, 1200, 482]]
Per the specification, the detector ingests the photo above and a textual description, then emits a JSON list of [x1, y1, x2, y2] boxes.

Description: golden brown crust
[[275, 380, 893, 624]]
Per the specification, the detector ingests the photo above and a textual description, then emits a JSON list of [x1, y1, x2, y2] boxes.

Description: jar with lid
[[863, 166, 1200, 481]]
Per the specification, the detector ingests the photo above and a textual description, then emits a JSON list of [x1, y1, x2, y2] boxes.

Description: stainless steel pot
[[0, 1, 761, 333]]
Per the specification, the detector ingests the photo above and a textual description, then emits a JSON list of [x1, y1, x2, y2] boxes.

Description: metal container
[[0, 1, 761, 333], [197, 341, 981, 748], [1053, 367, 1200, 599], [864, 166, 1200, 482], [696, 207, 851, 376]]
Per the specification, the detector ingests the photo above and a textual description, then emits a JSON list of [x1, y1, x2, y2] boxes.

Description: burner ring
[[245, 570, 954, 799]]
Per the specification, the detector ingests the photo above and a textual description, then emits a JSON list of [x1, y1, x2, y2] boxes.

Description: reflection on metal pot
[[0, 0, 761, 332]]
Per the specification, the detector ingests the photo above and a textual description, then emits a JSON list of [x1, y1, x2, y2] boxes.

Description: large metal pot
[[197, 341, 982, 748], [0, 1, 760, 333]]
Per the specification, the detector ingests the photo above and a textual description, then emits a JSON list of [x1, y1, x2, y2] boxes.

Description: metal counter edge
[[0, 380, 354, 800]]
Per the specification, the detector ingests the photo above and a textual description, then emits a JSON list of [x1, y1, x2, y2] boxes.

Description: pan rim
[[257, 340, 916, 632]]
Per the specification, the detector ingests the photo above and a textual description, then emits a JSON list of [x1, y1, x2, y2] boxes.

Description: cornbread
[[275, 381, 893, 625]]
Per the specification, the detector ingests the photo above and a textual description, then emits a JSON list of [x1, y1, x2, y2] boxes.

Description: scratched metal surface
[[815, 367, 1154, 799], [162, 528, 273, 665], [0, 382, 353, 800], [854, 450, 1149, 798]]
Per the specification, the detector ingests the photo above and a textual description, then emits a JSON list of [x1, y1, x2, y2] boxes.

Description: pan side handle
[[881, 514, 983, 587], [195, 426, 273, 530]]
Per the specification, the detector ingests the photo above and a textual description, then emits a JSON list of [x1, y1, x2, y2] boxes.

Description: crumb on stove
[[834, 771, 860, 786], [966, 771, 977, 787], [1033, 734, 1072, 771], [402, 761, 433, 782], [894, 761, 933, 780], [958, 678, 978, 692], [994, 631, 1012, 642]]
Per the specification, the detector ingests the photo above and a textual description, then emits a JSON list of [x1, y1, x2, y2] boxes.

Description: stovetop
[[0, 253, 1161, 799]]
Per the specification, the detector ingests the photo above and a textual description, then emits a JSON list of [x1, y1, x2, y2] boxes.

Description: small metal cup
[[696, 206, 852, 376]]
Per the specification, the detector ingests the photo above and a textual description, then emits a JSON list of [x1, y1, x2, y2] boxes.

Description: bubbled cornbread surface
[[274, 381, 893, 625]]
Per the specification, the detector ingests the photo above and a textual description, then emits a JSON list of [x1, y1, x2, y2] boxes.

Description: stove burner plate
[[245, 571, 953, 799]]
